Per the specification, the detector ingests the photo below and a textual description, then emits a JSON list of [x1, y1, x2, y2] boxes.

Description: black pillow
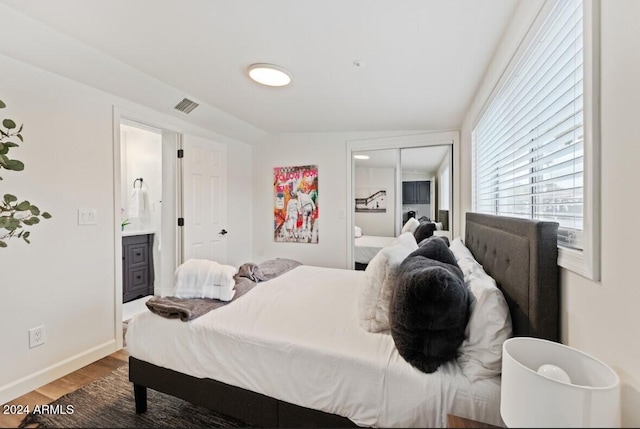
[[414, 221, 437, 243], [389, 236, 469, 374], [416, 235, 452, 257], [419, 235, 449, 247]]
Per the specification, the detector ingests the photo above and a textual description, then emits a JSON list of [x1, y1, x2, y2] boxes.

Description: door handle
[[219, 229, 228, 236]]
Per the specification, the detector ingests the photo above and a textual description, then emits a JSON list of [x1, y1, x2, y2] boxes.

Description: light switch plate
[[77, 208, 97, 225]]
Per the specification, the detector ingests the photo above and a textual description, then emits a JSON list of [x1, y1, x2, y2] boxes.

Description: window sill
[[558, 246, 599, 281]]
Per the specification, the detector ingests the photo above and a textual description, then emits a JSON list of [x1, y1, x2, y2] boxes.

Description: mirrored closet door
[[350, 144, 453, 270]]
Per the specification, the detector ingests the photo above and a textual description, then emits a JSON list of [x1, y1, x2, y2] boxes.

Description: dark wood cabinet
[[122, 233, 154, 303], [402, 181, 430, 204]]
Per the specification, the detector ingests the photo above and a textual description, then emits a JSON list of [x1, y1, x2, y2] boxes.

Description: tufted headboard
[[465, 212, 559, 341]]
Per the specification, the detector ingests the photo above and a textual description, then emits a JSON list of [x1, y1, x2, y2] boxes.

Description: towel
[[146, 278, 258, 320], [174, 259, 238, 301], [129, 188, 145, 219]]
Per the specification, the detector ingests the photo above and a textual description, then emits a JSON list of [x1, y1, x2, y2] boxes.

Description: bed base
[[129, 356, 358, 427], [354, 262, 368, 271]]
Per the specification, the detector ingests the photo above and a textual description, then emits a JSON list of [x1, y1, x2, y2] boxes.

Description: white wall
[[459, 1, 640, 426], [0, 52, 253, 404], [354, 167, 395, 237], [252, 131, 434, 268], [120, 124, 162, 233], [225, 141, 253, 267], [437, 158, 451, 211]]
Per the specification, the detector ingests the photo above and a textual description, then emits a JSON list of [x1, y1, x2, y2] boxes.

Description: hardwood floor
[[0, 349, 128, 428]]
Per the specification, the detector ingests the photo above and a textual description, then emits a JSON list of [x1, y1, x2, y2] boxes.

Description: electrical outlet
[[29, 325, 45, 348]]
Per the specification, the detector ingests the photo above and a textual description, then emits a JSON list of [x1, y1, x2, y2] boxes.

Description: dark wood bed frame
[[129, 212, 559, 427]]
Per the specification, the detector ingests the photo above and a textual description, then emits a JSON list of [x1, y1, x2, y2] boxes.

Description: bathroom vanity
[[122, 231, 155, 303]]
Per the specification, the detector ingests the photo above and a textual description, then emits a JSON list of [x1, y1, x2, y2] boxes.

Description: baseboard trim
[[0, 340, 117, 405]]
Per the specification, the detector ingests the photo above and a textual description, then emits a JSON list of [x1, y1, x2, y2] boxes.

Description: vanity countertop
[[121, 229, 155, 237]]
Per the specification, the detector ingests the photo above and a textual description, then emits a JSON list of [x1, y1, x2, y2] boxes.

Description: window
[[472, 0, 600, 280]]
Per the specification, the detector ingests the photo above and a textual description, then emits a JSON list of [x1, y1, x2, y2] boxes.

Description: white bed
[[355, 231, 451, 265], [126, 213, 560, 428], [354, 235, 397, 264], [126, 265, 502, 427]]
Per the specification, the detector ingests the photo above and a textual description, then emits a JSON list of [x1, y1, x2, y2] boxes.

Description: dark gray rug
[[19, 365, 251, 428]]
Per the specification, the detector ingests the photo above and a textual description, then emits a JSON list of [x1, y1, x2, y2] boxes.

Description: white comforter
[[125, 265, 502, 427]]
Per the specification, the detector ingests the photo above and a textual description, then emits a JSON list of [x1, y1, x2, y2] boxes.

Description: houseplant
[[0, 99, 51, 248]]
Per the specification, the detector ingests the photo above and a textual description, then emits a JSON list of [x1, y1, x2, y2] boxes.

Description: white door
[[182, 134, 227, 263]]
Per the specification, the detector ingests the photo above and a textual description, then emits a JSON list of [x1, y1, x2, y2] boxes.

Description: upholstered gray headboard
[[465, 212, 559, 341]]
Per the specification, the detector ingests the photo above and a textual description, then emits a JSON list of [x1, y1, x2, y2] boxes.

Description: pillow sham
[[358, 232, 418, 333], [401, 217, 420, 234], [449, 237, 513, 381], [389, 237, 470, 374]]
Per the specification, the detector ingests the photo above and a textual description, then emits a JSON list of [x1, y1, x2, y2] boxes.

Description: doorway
[[118, 119, 179, 318]]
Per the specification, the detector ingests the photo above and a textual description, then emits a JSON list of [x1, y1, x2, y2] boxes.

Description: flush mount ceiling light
[[354, 155, 370, 160], [247, 63, 291, 87]]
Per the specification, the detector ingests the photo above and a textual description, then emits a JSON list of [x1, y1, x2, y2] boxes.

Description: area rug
[[19, 365, 250, 428]]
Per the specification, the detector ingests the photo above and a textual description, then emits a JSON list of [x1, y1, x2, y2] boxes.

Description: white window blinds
[[473, 0, 584, 250]]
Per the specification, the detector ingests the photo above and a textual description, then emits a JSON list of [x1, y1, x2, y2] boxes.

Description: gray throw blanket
[[145, 258, 302, 321]]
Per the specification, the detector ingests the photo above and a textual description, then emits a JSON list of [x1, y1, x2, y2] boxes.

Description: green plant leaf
[[3, 194, 17, 203], [29, 205, 40, 216], [4, 142, 18, 148], [23, 231, 30, 238], [17, 124, 23, 133], [23, 237, 30, 244], [0, 240, 7, 248], [0, 143, 6, 155], [5, 217, 20, 230], [0, 100, 6, 109], [42, 212, 52, 219], [0, 154, 8, 166], [16, 201, 31, 211], [16, 134, 23, 142], [21, 218, 33, 226], [2, 119, 16, 129], [5, 159, 24, 171]]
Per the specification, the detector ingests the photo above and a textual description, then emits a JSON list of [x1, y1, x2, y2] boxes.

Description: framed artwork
[[355, 189, 386, 213], [274, 165, 318, 243]]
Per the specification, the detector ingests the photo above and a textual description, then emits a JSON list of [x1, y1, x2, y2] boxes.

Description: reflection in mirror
[[352, 145, 452, 270], [354, 149, 398, 238], [400, 146, 452, 240]]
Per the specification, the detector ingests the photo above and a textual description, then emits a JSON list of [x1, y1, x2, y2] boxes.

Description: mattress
[[354, 235, 396, 264], [125, 265, 502, 427]]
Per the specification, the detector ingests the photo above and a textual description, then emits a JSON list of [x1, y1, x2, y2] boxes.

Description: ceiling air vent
[[173, 98, 199, 115]]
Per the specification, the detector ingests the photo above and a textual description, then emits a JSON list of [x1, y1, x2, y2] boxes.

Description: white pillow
[[449, 237, 513, 381], [354, 225, 363, 238], [401, 217, 420, 234], [358, 231, 418, 333]]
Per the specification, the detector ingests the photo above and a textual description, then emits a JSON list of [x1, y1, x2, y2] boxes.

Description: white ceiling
[[0, 0, 521, 141]]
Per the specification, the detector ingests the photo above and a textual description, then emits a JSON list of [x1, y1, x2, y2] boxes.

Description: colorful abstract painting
[[274, 165, 318, 243]]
